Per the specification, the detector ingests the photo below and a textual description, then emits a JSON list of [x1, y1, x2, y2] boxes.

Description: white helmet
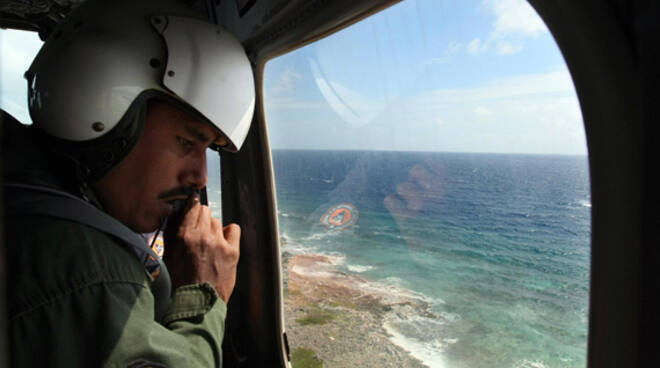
[[26, 0, 255, 180]]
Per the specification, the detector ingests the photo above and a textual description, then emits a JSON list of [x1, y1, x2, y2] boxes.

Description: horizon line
[[269, 148, 588, 156]]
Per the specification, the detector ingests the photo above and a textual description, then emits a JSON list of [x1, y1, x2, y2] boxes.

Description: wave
[[347, 264, 375, 273], [301, 230, 342, 242], [513, 359, 549, 368], [383, 315, 452, 368], [279, 233, 316, 254], [323, 252, 346, 266], [281, 243, 314, 255], [374, 279, 456, 368], [382, 276, 406, 287], [361, 277, 444, 308], [579, 199, 592, 208]]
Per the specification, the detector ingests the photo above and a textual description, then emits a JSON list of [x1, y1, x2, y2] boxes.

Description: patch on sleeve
[[147, 232, 165, 258]]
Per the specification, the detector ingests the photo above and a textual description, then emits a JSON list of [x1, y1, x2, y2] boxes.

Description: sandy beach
[[282, 252, 432, 367]]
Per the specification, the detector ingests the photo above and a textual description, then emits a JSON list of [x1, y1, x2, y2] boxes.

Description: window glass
[[0, 29, 43, 124], [265, 1, 590, 368], [206, 150, 223, 219]]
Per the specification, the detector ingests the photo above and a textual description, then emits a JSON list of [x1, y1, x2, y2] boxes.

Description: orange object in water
[[320, 203, 358, 230]]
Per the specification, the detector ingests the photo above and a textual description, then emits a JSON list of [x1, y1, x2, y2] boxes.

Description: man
[[2, 0, 254, 366]]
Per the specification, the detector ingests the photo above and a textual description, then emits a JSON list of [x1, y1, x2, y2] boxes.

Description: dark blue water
[[272, 150, 590, 368]]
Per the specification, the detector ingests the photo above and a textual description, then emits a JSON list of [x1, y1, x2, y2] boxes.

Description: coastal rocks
[[283, 254, 430, 367]]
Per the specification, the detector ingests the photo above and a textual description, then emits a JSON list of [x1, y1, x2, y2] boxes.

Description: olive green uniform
[[3, 112, 226, 367]]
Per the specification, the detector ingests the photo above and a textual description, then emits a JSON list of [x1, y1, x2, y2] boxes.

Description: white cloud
[[423, 41, 464, 65], [474, 106, 493, 116], [417, 70, 574, 103], [496, 40, 523, 55], [446, 41, 463, 55], [266, 69, 586, 154], [468, 0, 549, 56], [269, 67, 303, 94], [467, 38, 486, 55], [368, 69, 585, 154], [489, 0, 546, 38]]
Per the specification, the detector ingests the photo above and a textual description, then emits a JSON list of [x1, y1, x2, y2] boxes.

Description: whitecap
[[322, 252, 346, 266], [359, 278, 439, 306], [383, 319, 448, 368], [512, 359, 549, 368], [302, 230, 341, 242], [281, 242, 314, 255], [436, 311, 461, 323], [347, 264, 375, 273], [279, 233, 316, 254], [382, 276, 406, 287]]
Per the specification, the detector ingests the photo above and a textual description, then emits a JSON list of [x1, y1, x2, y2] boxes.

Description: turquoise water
[[271, 150, 590, 368]]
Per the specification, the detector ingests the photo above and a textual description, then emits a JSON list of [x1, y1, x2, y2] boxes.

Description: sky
[[1, 0, 586, 154], [0, 28, 42, 125], [263, 0, 586, 154]]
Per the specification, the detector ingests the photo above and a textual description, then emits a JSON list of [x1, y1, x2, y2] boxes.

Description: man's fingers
[[210, 216, 221, 236], [184, 192, 200, 211], [196, 205, 212, 228], [223, 224, 241, 247], [180, 194, 202, 228]]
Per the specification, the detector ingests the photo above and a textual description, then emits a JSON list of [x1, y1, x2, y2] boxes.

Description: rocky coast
[[282, 253, 432, 368]]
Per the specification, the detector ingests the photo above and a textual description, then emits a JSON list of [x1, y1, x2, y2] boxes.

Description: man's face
[[93, 102, 224, 233]]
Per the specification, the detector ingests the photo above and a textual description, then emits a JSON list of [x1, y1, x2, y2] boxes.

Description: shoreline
[[282, 252, 433, 367]]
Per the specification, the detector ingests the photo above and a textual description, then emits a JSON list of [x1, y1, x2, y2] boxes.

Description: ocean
[[271, 150, 591, 368]]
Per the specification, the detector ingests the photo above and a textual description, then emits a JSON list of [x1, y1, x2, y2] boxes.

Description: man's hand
[[163, 194, 240, 303]]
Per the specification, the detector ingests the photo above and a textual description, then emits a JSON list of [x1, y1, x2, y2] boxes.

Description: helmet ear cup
[[46, 92, 151, 183], [26, 1, 169, 142]]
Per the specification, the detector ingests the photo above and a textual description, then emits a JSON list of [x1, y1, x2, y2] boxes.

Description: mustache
[[158, 187, 200, 200]]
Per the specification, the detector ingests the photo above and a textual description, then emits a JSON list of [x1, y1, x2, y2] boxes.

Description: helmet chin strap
[[149, 199, 188, 250]]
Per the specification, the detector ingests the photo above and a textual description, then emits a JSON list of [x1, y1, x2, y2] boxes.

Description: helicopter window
[[0, 29, 43, 124], [206, 150, 223, 219], [264, 0, 590, 367]]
